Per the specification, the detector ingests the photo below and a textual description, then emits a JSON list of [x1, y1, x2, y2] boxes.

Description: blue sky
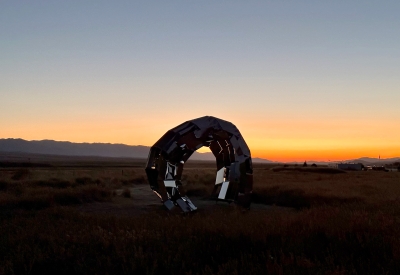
[[1, 1, 399, 161]]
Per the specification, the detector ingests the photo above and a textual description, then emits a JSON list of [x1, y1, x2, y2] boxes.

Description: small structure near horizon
[[337, 163, 363, 171]]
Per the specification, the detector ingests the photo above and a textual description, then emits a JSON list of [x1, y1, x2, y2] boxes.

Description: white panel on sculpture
[[215, 167, 225, 185], [164, 180, 177, 187], [218, 181, 229, 199]]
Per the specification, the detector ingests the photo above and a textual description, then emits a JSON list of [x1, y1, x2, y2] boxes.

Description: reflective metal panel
[[218, 181, 230, 199], [215, 167, 225, 185]]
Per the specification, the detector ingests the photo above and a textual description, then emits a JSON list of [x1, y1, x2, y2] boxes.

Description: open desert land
[[1, 155, 400, 275]]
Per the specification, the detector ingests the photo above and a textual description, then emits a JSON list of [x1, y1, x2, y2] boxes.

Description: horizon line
[[0, 137, 398, 163]]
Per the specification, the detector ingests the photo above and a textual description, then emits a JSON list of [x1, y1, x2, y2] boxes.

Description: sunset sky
[[1, 1, 399, 162]]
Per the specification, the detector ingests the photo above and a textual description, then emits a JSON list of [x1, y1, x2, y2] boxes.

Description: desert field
[[1, 155, 400, 275]]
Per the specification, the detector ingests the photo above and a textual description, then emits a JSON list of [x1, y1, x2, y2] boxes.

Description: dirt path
[[79, 185, 292, 216]]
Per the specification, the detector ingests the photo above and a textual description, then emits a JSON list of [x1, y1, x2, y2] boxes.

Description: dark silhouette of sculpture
[[145, 116, 253, 212]]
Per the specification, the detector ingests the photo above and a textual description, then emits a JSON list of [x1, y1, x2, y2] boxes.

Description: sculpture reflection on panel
[[145, 116, 253, 212]]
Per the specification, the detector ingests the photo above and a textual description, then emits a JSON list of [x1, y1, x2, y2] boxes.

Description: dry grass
[[271, 166, 345, 174], [1, 160, 400, 274], [0, 166, 148, 211], [252, 168, 400, 206]]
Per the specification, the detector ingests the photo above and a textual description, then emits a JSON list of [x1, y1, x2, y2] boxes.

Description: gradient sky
[[1, 1, 399, 162]]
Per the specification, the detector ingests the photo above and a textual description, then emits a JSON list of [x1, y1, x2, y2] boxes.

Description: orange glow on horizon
[[2, 115, 400, 163], [252, 148, 400, 163]]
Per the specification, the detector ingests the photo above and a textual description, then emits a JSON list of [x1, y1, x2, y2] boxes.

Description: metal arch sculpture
[[145, 116, 253, 212]]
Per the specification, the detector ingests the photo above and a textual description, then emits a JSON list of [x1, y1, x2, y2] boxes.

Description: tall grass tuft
[[11, 168, 30, 180]]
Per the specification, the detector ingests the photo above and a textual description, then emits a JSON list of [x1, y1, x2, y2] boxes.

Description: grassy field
[[1, 156, 400, 274]]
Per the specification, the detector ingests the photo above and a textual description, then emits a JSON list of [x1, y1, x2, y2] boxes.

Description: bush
[[122, 188, 131, 198], [252, 186, 363, 209], [11, 168, 30, 180], [34, 179, 71, 188], [75, 177, 94, 185]]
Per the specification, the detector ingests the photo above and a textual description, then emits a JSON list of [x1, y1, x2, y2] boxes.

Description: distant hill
[[347, 157, 400, 166], [288, 157, 400, 166], [0, 138, 274, 163], [252, 157, 275, 164], [0, 139, 151, 159]]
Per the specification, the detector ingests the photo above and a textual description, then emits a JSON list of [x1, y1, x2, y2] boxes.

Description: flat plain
[[1, 155, 400, 275]]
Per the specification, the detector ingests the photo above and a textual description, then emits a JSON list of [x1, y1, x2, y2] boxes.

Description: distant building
[[337, 163, 363, 171], [371, 166, 388, 172], [384, 163, 400, 172]]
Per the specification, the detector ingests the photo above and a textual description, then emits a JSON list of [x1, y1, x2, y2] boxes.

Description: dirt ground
[[79, 185, 291, 216]]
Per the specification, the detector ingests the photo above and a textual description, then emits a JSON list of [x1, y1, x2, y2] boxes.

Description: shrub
[[122, 188, 131, 198], [34, 179, 71, 188], [11, 168, 30, 180], [75, 177, 94, 185], [252, 187, 311, 209]]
